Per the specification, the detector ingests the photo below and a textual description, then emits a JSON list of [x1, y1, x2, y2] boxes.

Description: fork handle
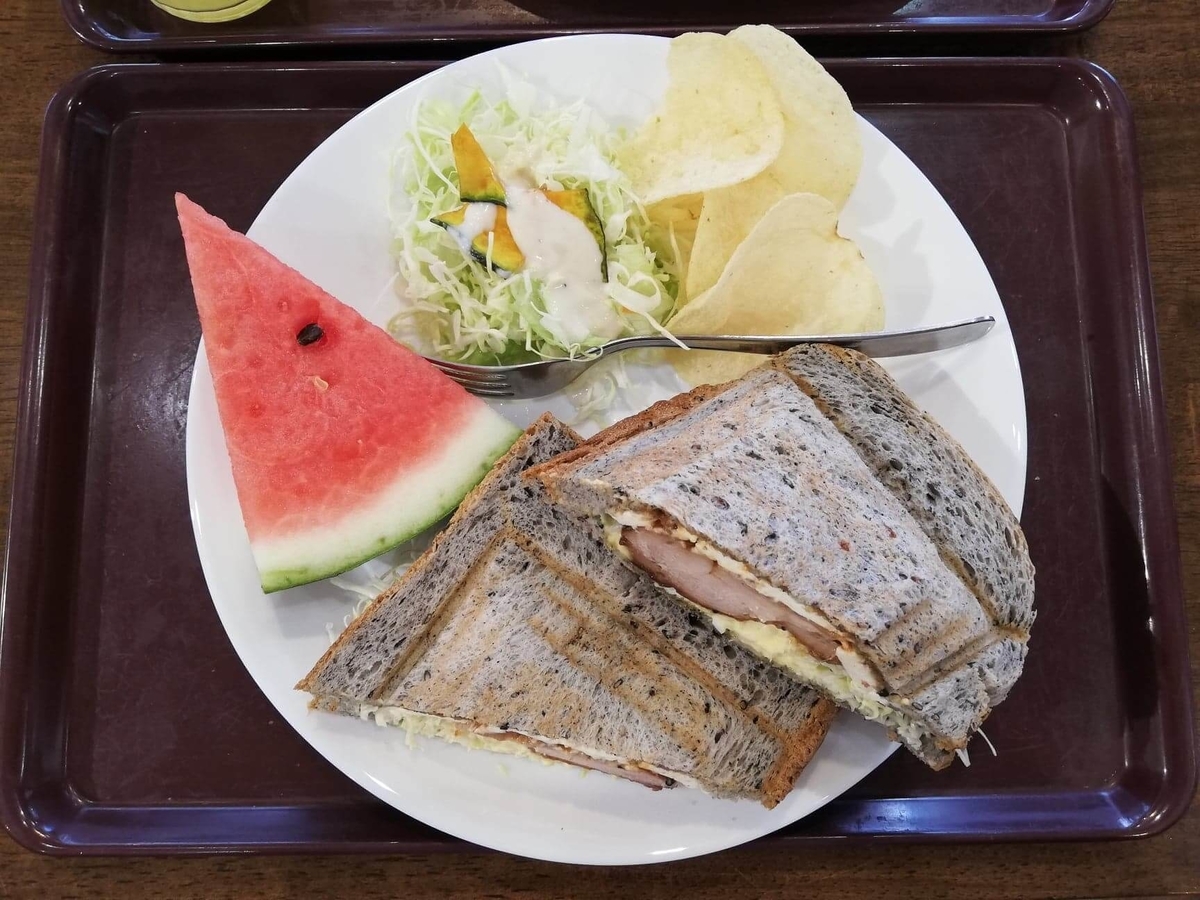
[[602, 315, 996, 358]]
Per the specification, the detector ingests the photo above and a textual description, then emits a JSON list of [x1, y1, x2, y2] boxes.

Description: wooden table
[[0, 1, 1196, 897]]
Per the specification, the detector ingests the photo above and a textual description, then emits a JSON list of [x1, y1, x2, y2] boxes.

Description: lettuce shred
[[387, 73, 678, 364]]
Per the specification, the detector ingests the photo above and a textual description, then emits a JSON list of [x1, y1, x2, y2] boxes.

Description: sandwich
[[298, 414, 836, 806], [530, 345, 1035, 768]]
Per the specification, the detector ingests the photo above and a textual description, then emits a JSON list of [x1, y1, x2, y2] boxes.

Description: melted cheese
[[708, 614, 929, 750]]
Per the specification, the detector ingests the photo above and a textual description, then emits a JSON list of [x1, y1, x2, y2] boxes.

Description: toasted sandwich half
[[298, 414, 836, 807], [530, 346, 1035, 769]]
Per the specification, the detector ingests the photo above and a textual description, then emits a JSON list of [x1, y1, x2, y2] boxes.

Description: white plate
[[186, 34, 1027, 865]]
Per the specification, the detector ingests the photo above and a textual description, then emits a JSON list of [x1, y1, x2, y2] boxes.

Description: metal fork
[[426, 315, 996, 399]]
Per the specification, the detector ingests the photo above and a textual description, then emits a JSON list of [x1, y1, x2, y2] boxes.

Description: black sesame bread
[[298, 414, 836, 807], [778, 344, 1035, 631], [529, 349, 1035, 769]]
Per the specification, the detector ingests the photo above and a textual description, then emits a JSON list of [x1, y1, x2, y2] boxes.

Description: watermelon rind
[[252, 406, 521, 593]]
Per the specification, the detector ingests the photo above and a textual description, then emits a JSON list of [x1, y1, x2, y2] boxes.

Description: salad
[[388, 80, 681, 365]]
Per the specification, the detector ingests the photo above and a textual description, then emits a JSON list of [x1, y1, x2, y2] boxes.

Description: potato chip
[[666, 192, 883, 386], [685, 26, 862, 300], [620, 32, 785, 206], [731, 25, 862, 208], [684, 174, 788, 305], [646, 195, 702, 305]]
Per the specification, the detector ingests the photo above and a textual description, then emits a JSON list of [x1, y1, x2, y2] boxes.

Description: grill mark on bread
[[522, 577, 706, 750], [518, 540, 839, 804], [369, 533, 509, 704], [773, 346, 1034, 635], [520, 531, 825, 752], [892, 629, 1017, 702]]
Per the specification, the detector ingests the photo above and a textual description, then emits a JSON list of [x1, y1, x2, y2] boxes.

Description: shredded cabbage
[[388, 76, 678, 364], [565, 355, 631, 428]]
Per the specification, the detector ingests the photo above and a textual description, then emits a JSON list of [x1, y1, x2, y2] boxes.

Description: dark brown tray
[[61, 0, 1116, 52], [2, 57, 1193, 855]]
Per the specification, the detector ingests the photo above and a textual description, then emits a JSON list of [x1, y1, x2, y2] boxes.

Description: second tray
[[62, 0, 1117, 53]]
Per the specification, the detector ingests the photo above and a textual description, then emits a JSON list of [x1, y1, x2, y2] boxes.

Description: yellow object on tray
[[150, 0, 273, 23]]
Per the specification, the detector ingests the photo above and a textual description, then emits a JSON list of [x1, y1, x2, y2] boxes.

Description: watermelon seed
[[297, 323, 324, 346], [311, 375, 329, 392]]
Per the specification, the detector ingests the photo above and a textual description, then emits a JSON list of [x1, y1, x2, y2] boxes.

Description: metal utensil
[[426, 315, 996, 399]]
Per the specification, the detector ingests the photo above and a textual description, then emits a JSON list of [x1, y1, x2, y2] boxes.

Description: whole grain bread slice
[[773, 344, 1035, 633], [299, 414, 835, 806]]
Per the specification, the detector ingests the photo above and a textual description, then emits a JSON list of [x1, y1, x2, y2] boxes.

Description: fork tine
[[446, 377, 514, 394], [427, 361, 510, 384], [437, 369, 510, 386], [432, 367, 510, 389], [453, 384, 516, 398]]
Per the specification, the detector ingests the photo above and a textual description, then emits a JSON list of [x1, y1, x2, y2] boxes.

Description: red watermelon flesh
[[178, 194, 520, 592]]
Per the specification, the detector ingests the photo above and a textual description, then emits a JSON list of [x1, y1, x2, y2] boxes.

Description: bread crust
[[526, 383, 727, 479], [762, 696, 839, 805]]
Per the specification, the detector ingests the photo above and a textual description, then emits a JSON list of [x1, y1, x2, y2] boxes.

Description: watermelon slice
[[177, 194, 521, 593]]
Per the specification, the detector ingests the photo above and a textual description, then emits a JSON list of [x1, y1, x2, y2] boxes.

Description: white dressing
[[504, 181, 621, 346], [444, 201, 497, 256]]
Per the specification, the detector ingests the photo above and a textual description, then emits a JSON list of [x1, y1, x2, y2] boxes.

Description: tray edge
[[58, 0, 1118, 54], [1074, 59, 1198, 838], [0, 64, 126, 858]]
